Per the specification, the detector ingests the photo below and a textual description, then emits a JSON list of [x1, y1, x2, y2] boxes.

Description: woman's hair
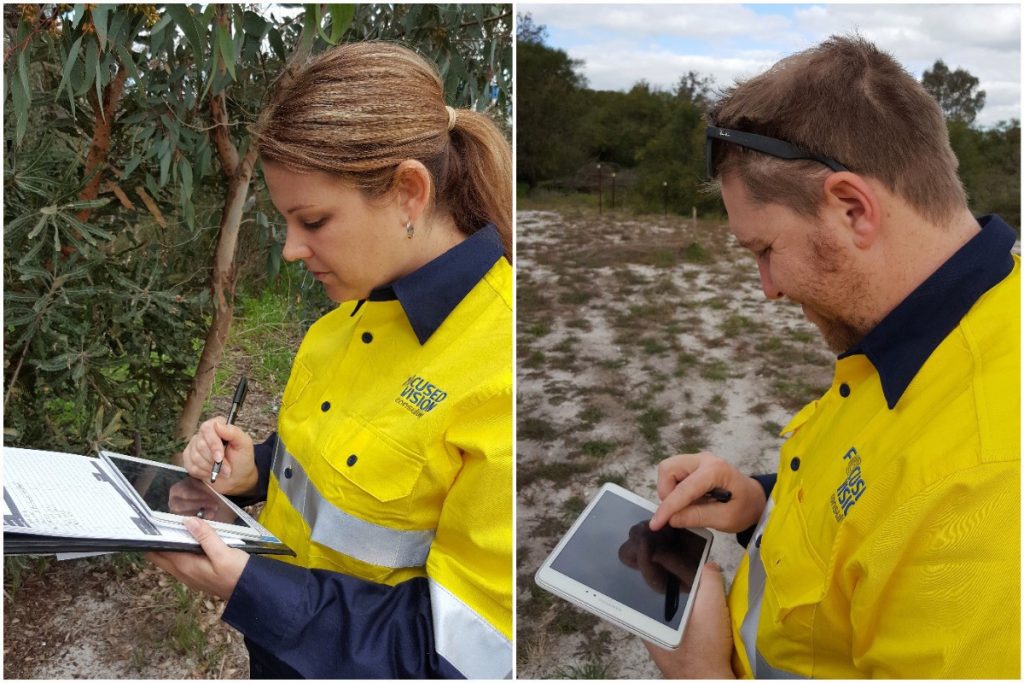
[[709, 35, 966, 226], [254, 41, 512, 260]]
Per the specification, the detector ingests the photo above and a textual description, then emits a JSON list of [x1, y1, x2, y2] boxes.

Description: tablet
[[100, 451, 276, 542], [535, 482, 713, 649]]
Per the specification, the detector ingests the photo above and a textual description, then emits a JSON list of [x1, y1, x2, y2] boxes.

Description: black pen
[[211, 377, 248, 483], [705, 487, 732, 503]]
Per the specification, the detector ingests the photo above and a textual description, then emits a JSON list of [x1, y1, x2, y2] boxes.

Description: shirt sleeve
[[222, 557, 460, 678], [427, 386, 514, 678], [226, 431, 276, 508], [220, 390, 513, 679], [736, 473, 777, 548], [847, 461, 1019, 677]]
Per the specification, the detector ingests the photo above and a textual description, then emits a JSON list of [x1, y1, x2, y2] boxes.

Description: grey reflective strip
[[429, 578, 512, 679], [756, 650, 806, 679], [741, 496, 773, 678], [271, 437, 435, 569]]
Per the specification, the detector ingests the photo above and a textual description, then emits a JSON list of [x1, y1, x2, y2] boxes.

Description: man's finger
[[656, 454, 699, 501], [651, 468, 716, 530]]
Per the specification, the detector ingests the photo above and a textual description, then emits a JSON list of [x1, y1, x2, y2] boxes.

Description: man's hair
[[709, 35, 966, 224]]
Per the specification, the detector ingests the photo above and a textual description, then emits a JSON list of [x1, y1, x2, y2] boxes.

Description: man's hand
[[645, 562, 736, 679], [650, 452, 767, 533], [181, 417, 257, 496], [146, 518, 249, 601]]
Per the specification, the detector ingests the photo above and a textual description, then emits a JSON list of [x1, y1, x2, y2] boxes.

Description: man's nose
[[758, 260, 783, 300]]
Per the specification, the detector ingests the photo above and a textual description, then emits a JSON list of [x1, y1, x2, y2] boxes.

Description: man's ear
[[392, 159, 432, 224], [822, 172, 881, 250]]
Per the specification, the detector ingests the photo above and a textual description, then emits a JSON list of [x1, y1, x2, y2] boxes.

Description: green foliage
[[923, 59, 987, 126], [516, 17, 587, 187], [948, 119, 1021, 229], [4, 135, 213, 456]]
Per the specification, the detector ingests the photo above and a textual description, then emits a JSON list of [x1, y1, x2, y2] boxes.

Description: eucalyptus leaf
[[56, 35, 84, 100], [217, 22, 236, 80], [114, 43, 140, 83], [91, 5, 109, 51], [329, 5, 356, 43], [165, 4, 205, 66]]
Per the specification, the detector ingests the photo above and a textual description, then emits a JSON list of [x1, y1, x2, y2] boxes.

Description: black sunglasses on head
[[705, 126, 849, 179]]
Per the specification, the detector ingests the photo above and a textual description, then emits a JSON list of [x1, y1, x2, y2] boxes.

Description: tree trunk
[[174, 89, 258, 443], [76, 60, 128, 223], [176, 5, 309, 445]]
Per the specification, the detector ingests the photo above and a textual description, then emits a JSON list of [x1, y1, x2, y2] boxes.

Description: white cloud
[[523, 3, 793, 42], [573, 44, 770, 92], [520, 3, 1020, 127]]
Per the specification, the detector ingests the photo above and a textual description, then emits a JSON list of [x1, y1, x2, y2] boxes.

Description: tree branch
[[210, 93, 240, 174]]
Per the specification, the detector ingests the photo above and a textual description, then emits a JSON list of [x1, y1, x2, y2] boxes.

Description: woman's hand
[[650, 452, 767, 533], [146, 517, 249, 601], [181, 417, 257, 496]]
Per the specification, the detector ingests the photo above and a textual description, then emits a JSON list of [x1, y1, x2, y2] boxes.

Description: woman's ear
[[392, 159, 432, 223], [822, 171, 882, 251]]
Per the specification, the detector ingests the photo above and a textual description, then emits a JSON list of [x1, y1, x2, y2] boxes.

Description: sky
[[519, 3, 1021, 128]]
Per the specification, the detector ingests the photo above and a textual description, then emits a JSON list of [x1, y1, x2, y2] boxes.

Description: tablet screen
[[106, 456, 256, 532], [550, 489, 708, 627]]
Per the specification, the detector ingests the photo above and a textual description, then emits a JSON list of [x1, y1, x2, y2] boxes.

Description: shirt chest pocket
[[318, 421, 426, 520], [758, 487, 830, 670]]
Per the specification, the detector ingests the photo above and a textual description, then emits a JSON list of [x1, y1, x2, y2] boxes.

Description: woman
[[147, 41, 512, 679]]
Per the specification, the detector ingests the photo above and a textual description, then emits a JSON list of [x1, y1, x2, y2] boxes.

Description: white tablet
[[535, 482, 713, 649], [99, 451, 277, 542]]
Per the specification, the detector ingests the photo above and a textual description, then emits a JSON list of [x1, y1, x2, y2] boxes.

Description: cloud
[[519, 3, 1020, 127], [522, 3, 793, 42]]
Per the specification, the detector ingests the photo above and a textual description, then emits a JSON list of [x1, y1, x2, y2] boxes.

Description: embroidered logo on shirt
[[829, 446, 867, 522], [395, 376, 448, 417]]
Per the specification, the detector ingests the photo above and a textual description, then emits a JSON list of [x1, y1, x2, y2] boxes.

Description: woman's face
[[262, 161, 411, 302]]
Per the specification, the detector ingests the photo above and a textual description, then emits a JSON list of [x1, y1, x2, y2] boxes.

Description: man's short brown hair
[[709, 36, 966, 224]]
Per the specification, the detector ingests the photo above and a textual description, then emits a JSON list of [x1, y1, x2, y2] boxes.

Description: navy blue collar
[[840, 214, 1016, 409], [355, 224, 504, 345]]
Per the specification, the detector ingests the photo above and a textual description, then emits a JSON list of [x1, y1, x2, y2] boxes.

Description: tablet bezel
[[535, 482, 713, 650], [99, 451, 277, 542]]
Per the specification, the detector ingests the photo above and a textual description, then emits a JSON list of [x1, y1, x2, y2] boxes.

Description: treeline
[[517, 17, 1020, 228]]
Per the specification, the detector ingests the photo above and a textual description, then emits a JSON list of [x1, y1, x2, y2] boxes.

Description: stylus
[[705, 487, 732, 503], [211, 377, 248, 483], [664, 575, 680, 621]]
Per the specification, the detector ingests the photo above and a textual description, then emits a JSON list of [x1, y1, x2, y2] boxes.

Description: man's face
[[719, 173, 872, 353]]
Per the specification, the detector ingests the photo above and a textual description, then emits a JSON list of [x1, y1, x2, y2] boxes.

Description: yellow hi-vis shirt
[[728, 216, 1020, 678], [259, 229, 512, 678]]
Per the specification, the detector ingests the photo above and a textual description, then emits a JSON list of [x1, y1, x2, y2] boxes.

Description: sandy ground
[[515, 207, 833, 679]]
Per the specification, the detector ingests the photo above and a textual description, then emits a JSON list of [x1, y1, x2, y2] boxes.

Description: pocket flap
[[323, 423, 424, 502]]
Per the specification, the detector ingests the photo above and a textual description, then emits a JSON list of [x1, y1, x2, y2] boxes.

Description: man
[[645, 36, 1019, 678]]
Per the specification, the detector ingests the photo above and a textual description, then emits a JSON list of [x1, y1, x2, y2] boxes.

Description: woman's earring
[[405, 220, 415, 239]]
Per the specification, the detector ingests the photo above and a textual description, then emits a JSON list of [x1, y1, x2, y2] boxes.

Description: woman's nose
[[281, 226, 312, 262]]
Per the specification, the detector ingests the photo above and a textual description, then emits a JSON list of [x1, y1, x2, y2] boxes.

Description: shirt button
[[839, 383, 851, 397], [284, 466, 293, 479], [361, 331, 373, 344], [790, 457, 801, 471], [347, 454, 358, 466], [321, 401, 331, 412]]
